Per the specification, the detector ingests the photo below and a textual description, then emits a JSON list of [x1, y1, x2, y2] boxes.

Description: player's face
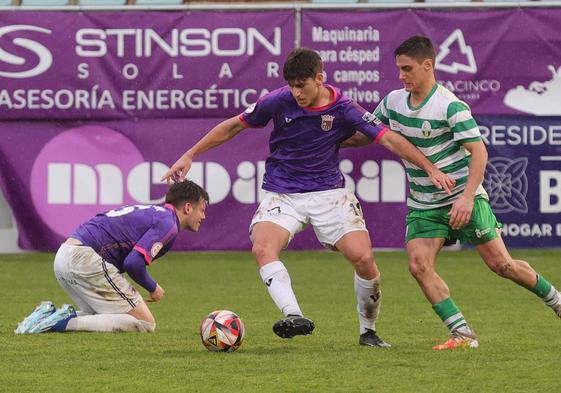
[[288, 73, 323, 107], [396, 54, 432, 93], [185, 199, 207, 232]]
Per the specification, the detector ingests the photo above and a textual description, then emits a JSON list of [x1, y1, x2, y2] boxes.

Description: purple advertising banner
[[0, 11, 294, 120], [478, 116, 561, 248], [302, 9, 561, 116], [0, 120, 407, 251], [2, 9, 561, 251]]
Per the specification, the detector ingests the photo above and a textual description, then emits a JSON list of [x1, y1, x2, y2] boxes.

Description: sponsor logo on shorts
[[151, 242, 163, 258], [475, 228, 492, 238], [267, 206, 281, 215]]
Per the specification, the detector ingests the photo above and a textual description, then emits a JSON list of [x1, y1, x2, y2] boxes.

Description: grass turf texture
[[2, 249, 560, 392]]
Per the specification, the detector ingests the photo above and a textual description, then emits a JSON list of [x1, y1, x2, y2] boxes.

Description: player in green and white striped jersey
[[375, 79, 487, 211], [357, 35, 561, 350]]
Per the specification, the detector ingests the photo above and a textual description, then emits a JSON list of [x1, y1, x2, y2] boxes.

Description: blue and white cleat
[[15, 301, 56, 334], [28, 304, 77, 334]]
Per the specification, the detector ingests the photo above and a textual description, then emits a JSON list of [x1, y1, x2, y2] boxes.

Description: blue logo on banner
[[484, 157, 528, 214]]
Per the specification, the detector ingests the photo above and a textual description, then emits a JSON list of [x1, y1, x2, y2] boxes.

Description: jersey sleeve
[[133, 215, 178, 265], [239, 92, 275, 128], [122, 251, 157, 292], [373, 96, 390, 126], [345, 101, 388, 143], [447, 101, 481, 143]]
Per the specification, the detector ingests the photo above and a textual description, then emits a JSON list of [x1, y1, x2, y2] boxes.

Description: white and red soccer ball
[[200, 310, 245, 352]]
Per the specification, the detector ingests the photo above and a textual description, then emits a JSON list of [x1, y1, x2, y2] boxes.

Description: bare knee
[[251, 241, 268, 261], [350, 251, 376, 278], [487, 257, 514, 278], [481, 247, 512, 277], [408, 253, 431, 280]]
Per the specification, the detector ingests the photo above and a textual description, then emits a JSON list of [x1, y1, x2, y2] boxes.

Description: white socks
[[543, 287, 561, 307], [354, 273, 381, 335], [259, 261, 302, 317], [66, 313, 156, 332]]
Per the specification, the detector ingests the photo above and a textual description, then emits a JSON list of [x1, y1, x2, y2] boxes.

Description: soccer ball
[[200, 310, 245, 352]]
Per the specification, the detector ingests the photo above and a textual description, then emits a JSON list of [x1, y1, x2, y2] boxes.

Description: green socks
[[433, 298, 468, 333]]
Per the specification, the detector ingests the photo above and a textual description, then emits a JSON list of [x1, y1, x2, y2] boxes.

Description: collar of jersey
[[407, 83, 439, 111], [164, 203, 180, 231], [303, 85, 339, 112]]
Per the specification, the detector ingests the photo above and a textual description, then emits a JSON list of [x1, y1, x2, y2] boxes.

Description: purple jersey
[[240, 85, 388, 193], [71, 203, 179, 272]]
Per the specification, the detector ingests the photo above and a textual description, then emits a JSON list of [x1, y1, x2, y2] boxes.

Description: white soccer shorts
[[54, 244, 143, 314], [249, 188, 368, 248]]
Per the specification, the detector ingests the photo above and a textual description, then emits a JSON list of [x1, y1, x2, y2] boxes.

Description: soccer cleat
[[28, 304, 77, 334], [272, 314, 315, 339], [359, 329, 391, 348], [14, 301, 56, 334], [432, 330, 479, 350]]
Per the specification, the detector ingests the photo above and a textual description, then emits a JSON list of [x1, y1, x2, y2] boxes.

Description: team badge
[[421, 120, 432, 138], [320, 114, 335, 131], [151, 242, 163, 258]]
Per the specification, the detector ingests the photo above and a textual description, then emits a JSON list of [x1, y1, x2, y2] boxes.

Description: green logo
[[421, 121, 431, 138]]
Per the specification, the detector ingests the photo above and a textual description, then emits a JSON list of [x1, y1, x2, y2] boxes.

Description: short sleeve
[[447, 101, 481, 143], [373, 96, 390, 126], [344, 101, 388, 143], [240, 93, 275, 128]]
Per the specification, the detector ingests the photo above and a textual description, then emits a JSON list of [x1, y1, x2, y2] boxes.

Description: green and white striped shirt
[[375, 83, 487, 210]]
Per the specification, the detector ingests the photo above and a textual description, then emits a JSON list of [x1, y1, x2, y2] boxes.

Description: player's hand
[[448, 195, 473, 230], [427, 169, 456, 195], [161, 152, 193, 184], [149, 284, 165, 302]]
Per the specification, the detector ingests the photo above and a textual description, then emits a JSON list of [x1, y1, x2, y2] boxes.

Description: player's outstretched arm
[[161, 116, 248, 183], [379, 130, 456, 194]]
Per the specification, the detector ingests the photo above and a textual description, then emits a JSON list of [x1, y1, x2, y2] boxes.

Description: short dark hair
[[394, 35, 436, 65], [165, 180, 209, 208], [283, 47, 323, 83]]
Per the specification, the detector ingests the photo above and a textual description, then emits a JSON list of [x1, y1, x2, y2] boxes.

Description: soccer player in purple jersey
[[162, 48, 454, 347], [15, 180, 208, 334]]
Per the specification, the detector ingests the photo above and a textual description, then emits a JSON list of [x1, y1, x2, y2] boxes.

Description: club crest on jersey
[[320, 114, 335, 131], [421, 121, 432, 138], [151, 242, 163, 258]]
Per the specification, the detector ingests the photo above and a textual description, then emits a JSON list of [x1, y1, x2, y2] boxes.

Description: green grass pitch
[[2, 249, 560, 392]]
